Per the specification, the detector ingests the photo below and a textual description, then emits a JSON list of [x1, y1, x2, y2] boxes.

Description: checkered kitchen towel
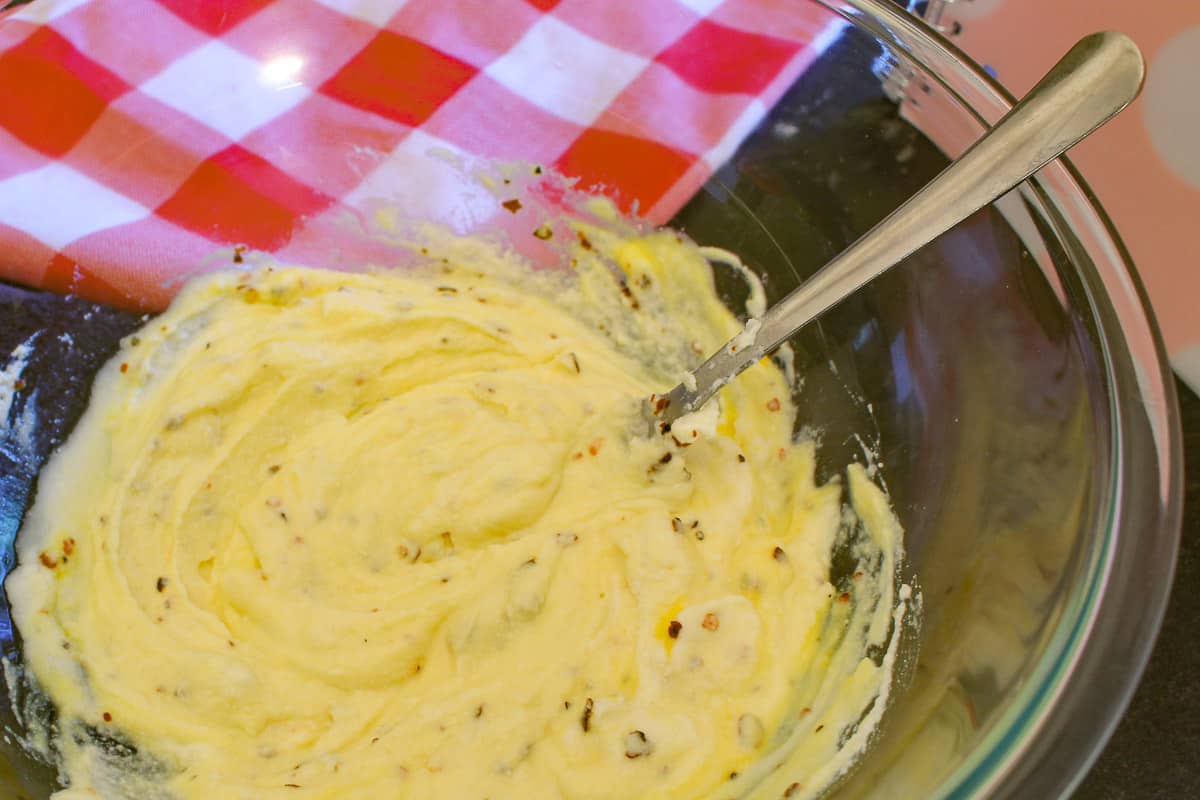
[[0, 0, 840, 310]]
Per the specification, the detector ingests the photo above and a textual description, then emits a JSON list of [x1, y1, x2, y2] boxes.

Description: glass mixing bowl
[[0, 0, 1182, 798], [669, 3, 1182, 797]]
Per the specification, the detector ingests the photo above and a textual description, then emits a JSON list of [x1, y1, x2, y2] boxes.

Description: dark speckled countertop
[[1077, 379, 1199, 798]]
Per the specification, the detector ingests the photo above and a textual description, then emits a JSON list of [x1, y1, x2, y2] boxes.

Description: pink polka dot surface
[[949, 0, 1200, 391]]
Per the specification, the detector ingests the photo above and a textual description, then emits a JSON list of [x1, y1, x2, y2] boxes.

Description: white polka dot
[[1172, 342, 1200, 396], [1144, 26, 1200, 188]]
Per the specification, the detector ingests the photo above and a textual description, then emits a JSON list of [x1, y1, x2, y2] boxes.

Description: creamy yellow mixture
[[9, 225, 905, 799]]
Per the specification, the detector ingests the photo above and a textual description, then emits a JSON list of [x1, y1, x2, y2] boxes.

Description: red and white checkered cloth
[[0, 0, 839, 310]]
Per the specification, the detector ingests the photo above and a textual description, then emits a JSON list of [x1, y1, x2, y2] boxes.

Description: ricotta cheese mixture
[[8, 224, 906, 799]]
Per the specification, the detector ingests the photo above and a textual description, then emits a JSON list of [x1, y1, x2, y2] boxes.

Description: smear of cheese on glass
[[8, 224, 907, 800]]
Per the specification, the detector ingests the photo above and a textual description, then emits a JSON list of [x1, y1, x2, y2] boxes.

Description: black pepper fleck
[[581, 698, 594, 732]]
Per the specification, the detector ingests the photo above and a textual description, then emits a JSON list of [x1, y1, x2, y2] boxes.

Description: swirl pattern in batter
[[9, 226, 905, 800]]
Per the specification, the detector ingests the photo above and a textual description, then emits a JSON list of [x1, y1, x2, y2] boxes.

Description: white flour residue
[[2, 659, 23, 731], [2, 657, 51, 766], [7, 398, 39, 458], [0, 335, 39, 460], [0, 335, 37, 433]]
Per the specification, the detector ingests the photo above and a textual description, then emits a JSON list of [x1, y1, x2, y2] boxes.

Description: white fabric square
[[9, 0, 91, 23], [703, 99, 766, 169], [344, 130, 497, 233], [310, 0, 409, 28], [675, 0, 725, 15], [0, 163, 149, 250], [485, 16, 648, 126], [140, 40, 311, 141]]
